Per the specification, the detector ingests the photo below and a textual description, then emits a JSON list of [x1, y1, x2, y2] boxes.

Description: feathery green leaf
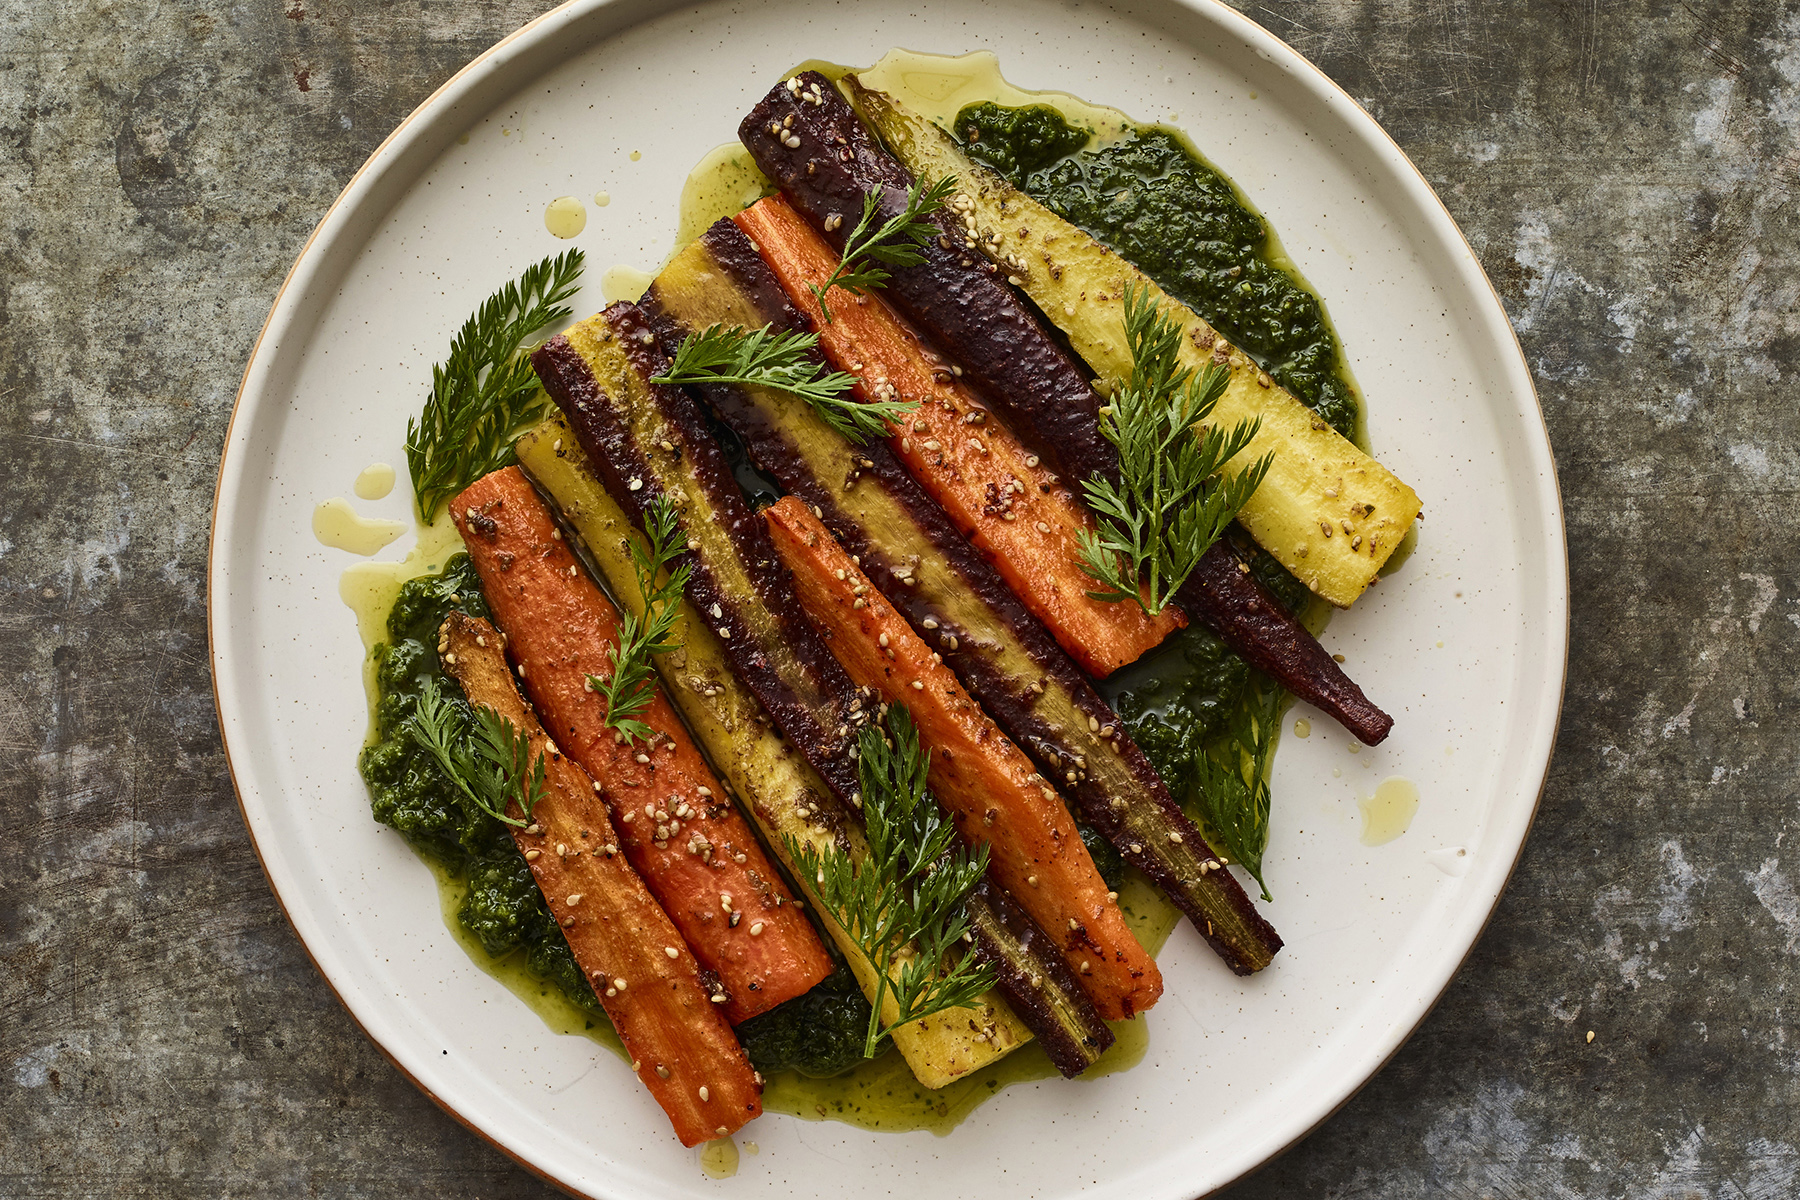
[[585, 493, 691, 744], [1192, 677, 1285, 901], [810, 175, 958, 322], [783, 707, 995, 1058], [404, 675, 547, 829], [406, 250, 584, 520], [1077, 282, 1273, 615], [652, 323, 913, 445]]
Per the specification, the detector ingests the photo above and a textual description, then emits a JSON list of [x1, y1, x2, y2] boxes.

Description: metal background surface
[[2, 0, 1795, 1195]]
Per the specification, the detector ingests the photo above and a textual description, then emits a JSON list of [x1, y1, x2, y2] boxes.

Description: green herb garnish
[[785, 707, 996, 1058], [810, 175, 958, 322], [404, 675, 547, 829], [406, 250, 585, 520], [652, 323, 912, 445], [584, 493, 692, 745], [1077, 282, 1273, 616], [1193, 677, 1285, 901]]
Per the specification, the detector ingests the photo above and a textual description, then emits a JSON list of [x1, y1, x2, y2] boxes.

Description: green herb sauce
[[357, 555, 610, 1028], [954, 102, 1361, 440]]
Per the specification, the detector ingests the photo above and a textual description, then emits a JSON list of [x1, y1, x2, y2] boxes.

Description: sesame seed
[[878, 633, 890, 647], [524, 849, 540, 861], [656, 1064, 671, 1079], [1027, 875, 1039, 887], [1168, 832, 1183, 844], [665, 946, 679, 959], [567, 893, 584, 905], [699, 1086, 711, 1101], [719, 627, 731, 638], [711, 993, 727, 1003], [635, 753, 650, 764], [697, 786, 711, 797], [629, 478, 643, 491], [750, 922, 765, 936], [615, 978, 627, 990], [911, 680, 924, 690], [561, 916, 575, 927], [556, 843, 568, 856], [1129, 843, 1142, 854]]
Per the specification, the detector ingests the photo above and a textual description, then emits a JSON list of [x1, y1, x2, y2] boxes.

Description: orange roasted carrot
[[439, 613, 761, 1146], [762, 496, 1162, 1020], [733, 196, 1182, 677], [452, 467, 832, 1024]]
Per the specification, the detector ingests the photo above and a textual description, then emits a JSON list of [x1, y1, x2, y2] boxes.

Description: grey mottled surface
[[3, 0, 1796, 1195]]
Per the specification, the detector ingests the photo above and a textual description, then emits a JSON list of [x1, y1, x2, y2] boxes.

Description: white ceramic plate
[[209, 0, 1565, 1195]]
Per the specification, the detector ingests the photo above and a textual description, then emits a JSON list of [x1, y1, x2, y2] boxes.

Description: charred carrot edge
[[530, 318, 1114, 1074], [746, 71, 1395, 744], [438, 613, 760, 1146], [450, 467, 832, 1024], [1181, 545, 1393, 745], [732, 195, 1180, 677], [643, 224, 1281, 975], [514, 416, 1036, 1088], [764, 496, 1163, 1021]]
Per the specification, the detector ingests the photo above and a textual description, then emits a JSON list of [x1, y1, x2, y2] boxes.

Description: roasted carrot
[[763, 496, 1163, 1020], [733, 196, 1182, 678], [451, 467, 832, 1024], [438, 613, 761, 1146]]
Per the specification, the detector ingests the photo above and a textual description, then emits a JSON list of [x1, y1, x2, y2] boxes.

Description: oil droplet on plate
[[676, 141, 773, 249], [354, 462, 395, 500], [593, 190, 611, 207], [699, 1136, 739, 1179], [313, 497, 405, 556], [545, 196, 586, 239], [1358, 776, 1420, 846], [1292, 718, 1311, 738], [602, 263, 656, 304]]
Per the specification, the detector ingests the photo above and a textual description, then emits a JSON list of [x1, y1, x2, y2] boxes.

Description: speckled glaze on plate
[[207, 0, 1566, 1196]]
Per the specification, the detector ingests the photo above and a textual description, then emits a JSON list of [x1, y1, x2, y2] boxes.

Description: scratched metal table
[[4, 0, 1795, 1194]]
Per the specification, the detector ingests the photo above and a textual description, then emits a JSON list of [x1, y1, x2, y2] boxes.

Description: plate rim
[[206, 0, 1569, 1194]]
